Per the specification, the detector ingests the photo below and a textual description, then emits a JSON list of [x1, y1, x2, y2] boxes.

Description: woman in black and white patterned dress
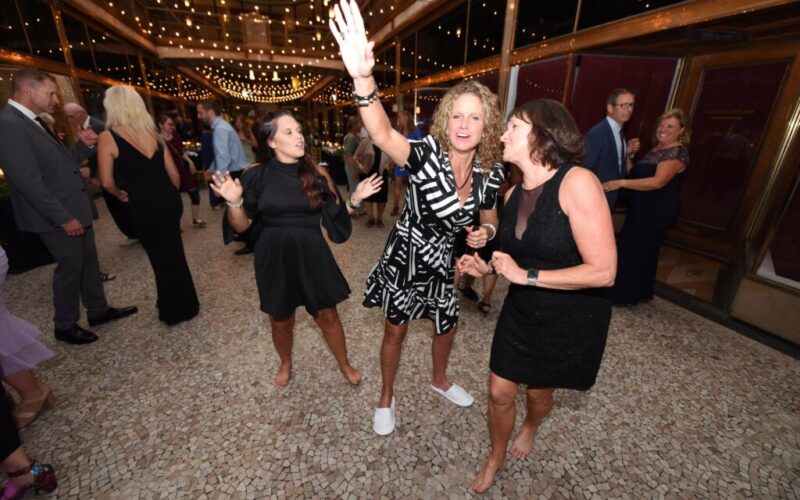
[[330, 0, 505, 436]]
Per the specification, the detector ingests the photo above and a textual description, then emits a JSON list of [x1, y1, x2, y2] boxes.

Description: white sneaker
[[431, 383, 474, 407], [373, 397, 396, 436]]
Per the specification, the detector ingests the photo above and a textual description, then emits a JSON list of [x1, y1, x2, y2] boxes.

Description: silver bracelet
[[226, 198, 244, 209], [482, 223, 497, 241]]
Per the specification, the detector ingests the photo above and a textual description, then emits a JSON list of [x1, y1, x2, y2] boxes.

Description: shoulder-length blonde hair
[[429, 80, 503, 175], [653, 108, 691, 146], [103, 85, 160, 141]]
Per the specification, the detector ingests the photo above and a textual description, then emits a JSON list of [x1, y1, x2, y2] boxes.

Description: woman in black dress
[[459, 100, 617, 493], [602, 109, 690, 305], [97, 85, 199, 325], [210, 111, 382, 387]]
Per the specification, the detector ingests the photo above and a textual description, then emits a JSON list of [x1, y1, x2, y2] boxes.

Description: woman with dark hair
[[210, 111, 383, 387], [331, 0, 504, 436], [602, 109, 690, 305], [157, 114, 207, 227], [459, 99, 616, 492]]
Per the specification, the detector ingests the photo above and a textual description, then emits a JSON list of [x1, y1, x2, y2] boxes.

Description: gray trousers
[[37, 227, 108, 329]]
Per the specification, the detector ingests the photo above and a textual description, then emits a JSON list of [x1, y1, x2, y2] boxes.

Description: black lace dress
[[491, 165, 611, 390], [612, 145, 689, 305]]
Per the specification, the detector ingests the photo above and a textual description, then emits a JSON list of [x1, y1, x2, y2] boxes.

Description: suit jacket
[[584, 118, 623, 207], [0, 104, 96, 233]]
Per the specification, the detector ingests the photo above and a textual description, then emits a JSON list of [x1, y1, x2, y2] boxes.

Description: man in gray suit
[[0, 69, 137, 344]]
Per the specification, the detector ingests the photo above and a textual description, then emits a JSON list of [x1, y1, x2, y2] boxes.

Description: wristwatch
[[527, 269, 539, 287], [353, 85, 379, 107]]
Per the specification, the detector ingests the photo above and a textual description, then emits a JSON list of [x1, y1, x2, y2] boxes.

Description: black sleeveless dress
[[109, 130, 199, 325], [491, 165, 611, 391], [240, 159, 350, 318]]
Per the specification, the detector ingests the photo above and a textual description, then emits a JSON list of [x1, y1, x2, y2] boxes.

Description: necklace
[[454, 166, 472, 190]]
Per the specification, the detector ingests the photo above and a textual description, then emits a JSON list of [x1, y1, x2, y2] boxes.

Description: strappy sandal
[[3, 461, 57, 499], [193, 218, 207, 227], [478, 301, 492, 317], [99, 271, 116, 282], [14, 382, 56, 429]]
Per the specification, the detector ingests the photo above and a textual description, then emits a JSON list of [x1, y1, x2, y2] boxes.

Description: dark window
[[62, 14, 96, 73], [0, 0, 28, 55], [399, 34, 416, 83], [416, 3, 467, 78], [465, 0, 505, 63], [514, 0, 578, 49], [578, 0, 687, 30], [680, 62, 788, 229]]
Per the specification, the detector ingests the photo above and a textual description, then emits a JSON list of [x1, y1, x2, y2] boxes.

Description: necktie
[[35, 116, 60, 142], [619, 129, 627, 175]]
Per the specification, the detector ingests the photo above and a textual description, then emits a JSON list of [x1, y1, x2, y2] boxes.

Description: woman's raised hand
[[209, 171, 243, 203], [353, 173, 383, 204], [329, 0, 375, 81]]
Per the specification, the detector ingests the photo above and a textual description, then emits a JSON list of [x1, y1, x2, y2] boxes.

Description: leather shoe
[[88, 306, 138, 327], [234, 245, 254, 255], [54, 325, 98, 344]]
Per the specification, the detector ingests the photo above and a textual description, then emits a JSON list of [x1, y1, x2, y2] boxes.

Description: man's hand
[[61, 218, 85, 237], [77, 128, 98, 148]]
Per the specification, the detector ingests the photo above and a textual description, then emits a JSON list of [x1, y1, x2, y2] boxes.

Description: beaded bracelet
[[227, 198, 244, 209]]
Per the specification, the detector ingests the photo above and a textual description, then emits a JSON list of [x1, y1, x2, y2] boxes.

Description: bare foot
[[273, 362, 292, 387], [509, 422, 539, 458], [341, 364, 362, 385], [471, 456, 504, 493]]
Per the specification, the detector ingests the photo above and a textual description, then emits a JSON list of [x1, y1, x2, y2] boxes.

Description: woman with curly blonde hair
[[330, 0, 505, 435], [97, 85, 199, 325]]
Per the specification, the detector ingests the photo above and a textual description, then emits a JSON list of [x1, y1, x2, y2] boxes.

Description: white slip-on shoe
[[431, 383, 474, 407], [373, 397, 396, 436]]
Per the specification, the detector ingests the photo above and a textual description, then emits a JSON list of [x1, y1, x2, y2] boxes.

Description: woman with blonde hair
[[331, 0, 505, 436], [602, 108, 690, 305], [97, 85, 199, 325]]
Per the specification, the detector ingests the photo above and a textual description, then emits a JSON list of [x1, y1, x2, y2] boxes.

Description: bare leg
[[191, 203, 201, 221], [431, 326, 457, 391], [1, 447, 33, 488], [269, 314, 295, 387], [472, 372, 518, 493], [482, 273, 499, 303], [365, 202, 375, 224], [313, 307, 361, 385], [378, 319, 408, 408], [376, 202, 386, 225], [509, 387, 554, 458], [3, 370, 44, 402]]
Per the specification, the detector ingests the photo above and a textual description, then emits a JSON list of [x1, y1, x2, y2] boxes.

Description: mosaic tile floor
[[4, 197, 799, 499]]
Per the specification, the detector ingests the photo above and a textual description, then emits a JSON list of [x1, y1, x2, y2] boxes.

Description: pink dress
[[0, 247, 53, 376]]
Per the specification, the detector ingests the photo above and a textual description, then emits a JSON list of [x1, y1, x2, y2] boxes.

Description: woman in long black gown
[[97, 85, 199, 325], [459, 99, 617, 493], [210, 111, 382, 387], [602, 109, 690, 305]]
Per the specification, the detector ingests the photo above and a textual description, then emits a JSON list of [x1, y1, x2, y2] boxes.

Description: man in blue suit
[[584, 88, 640, 207]]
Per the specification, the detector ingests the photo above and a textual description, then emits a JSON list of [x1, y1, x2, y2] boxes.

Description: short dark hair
[[12, 68, 57, 93], [197, 100, 221, 116], [510, 99, 584, 170], [606, 88, 634, 106]]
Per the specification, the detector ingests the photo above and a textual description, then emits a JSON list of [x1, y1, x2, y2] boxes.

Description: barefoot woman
[[459, 100, 616, 492], [212, 111, 382, 387], [330, 0, 504, 435]]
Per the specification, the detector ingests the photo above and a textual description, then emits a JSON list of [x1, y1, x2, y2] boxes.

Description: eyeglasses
[[614, 103, 635, 110]]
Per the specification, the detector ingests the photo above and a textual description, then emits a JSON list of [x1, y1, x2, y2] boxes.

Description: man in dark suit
[[584, 88, 641, 207], [0, 69, 137, 344], [64, 102, 138, 246]]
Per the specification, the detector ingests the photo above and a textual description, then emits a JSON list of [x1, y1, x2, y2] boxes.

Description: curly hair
[[511, 99, 584, 170], [429, 80, 504, 175], [653, 108, 691, 146]]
